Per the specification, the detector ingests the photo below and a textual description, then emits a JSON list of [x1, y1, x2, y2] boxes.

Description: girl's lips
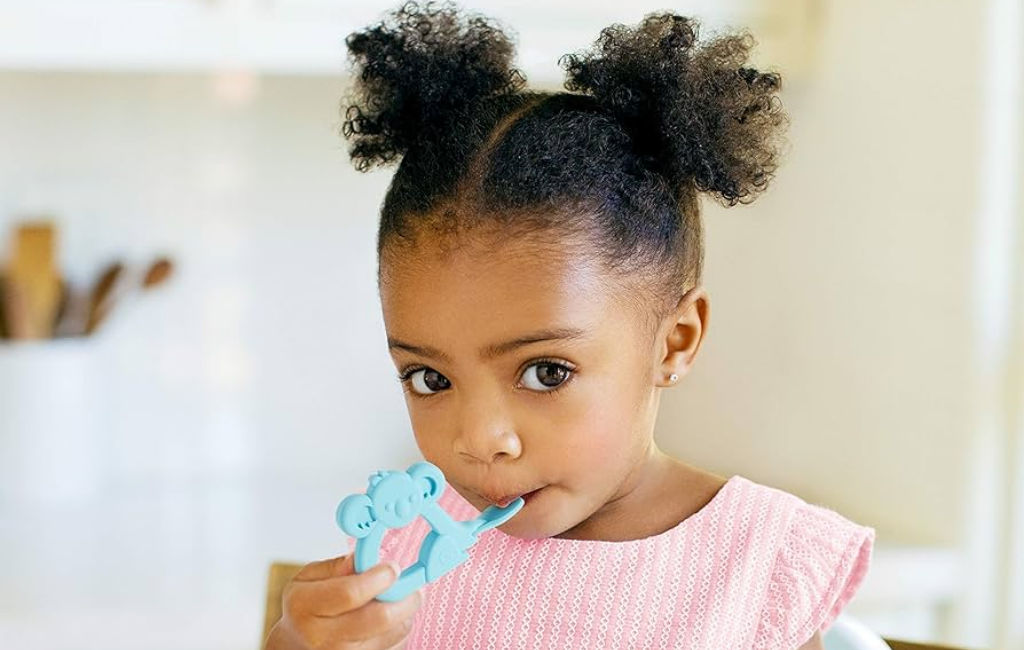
[[523, 487, 544, 502], [492, 487, 544, 508]]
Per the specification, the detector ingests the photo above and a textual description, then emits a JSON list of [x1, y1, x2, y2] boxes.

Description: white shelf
[[0, 0, 358, 76], [846, 541, 963, 642]]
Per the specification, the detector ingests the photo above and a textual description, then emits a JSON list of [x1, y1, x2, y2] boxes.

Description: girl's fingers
[[292, 553, 355, 582], [286, 560, 403, 618], [328, 590, 422, 644]]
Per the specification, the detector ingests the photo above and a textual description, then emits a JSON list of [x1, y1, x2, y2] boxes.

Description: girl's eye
[[407, 368, 452, 395], [519, 362, 573, 392]]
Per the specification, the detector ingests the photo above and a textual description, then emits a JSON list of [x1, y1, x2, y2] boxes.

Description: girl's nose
[[453, 401, 522, 465]]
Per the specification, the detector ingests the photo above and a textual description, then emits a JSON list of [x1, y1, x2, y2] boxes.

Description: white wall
[[0, 72, 421, 490]]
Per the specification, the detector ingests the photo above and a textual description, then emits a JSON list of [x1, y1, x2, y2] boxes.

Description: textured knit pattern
[[370, 475, 874, 650]]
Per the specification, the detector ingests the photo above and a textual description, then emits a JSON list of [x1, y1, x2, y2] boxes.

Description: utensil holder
[[0, 337, 107, 506]]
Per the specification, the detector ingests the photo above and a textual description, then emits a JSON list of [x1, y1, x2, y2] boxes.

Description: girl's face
[[379, 233, 675, 540]]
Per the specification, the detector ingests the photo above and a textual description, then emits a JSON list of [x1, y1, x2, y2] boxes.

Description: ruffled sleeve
[[753, 502, 875, 650]]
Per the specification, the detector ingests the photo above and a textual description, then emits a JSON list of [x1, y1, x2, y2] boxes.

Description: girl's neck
[[554, 447, 727, 542]]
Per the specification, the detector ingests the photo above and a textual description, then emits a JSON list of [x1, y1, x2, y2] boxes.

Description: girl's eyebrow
[[480, 327, 587, 359], [387, 339, 451, 362], [387, 327, 588, 362]]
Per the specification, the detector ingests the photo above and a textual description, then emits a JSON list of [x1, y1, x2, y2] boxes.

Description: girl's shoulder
[[731, 477, 876, 650], [664, 472, 874, 649]]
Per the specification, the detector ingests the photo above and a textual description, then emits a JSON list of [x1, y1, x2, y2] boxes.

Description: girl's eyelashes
[[517, 358, 576, 394], [399, 366, 451, 396], [397, 358, 577, 397]]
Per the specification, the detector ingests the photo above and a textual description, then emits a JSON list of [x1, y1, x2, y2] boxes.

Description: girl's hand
[[265, 554, 421, 650]]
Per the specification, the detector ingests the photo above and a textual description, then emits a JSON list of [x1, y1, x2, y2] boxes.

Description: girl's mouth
[[491, 486, 545, 508]]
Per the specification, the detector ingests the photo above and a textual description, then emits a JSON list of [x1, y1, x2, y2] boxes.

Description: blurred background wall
[[0, 1, 1020, 649]]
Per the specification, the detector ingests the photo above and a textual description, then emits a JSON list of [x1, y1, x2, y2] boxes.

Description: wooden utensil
[[50, 278, 78, 338], [0, 274, 7, 339], [7, 222, 61, 339], [84, 261, 125, 335], [0, 275, 32, 339], [52, 280, 93, 338], [142, 257, 174, 289], [84, 256, 175, 335]]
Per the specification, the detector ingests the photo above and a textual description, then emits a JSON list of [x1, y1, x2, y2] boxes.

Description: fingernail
[[386, 561, 402, 580]]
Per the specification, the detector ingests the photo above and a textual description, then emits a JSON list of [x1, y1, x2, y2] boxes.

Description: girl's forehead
[[382, 238, 602, 310], [379, 237, 636, 347]]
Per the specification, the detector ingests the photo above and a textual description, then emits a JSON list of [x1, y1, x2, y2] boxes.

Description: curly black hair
[[342, 1, 788, 318]]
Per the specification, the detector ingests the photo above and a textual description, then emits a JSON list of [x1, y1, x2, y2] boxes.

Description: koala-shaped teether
[[336, 462, 524, 601]]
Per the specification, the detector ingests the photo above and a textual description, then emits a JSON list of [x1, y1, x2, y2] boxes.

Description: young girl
[[266, 2, 874, 649]]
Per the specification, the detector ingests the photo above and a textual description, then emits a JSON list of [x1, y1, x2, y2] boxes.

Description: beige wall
[[656, 0, 987, 547]]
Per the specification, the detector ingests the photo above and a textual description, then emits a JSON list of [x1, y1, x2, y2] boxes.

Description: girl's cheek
[[408, 409, 446, 454], [552, 397, 632, 460]]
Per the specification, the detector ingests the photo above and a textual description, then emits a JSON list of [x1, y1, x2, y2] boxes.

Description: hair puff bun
[[561, 13, 789, 206], [343, 1, 527, 172]]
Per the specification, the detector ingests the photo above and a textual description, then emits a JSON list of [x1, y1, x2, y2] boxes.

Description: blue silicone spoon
[[336, 461, 524, 602]]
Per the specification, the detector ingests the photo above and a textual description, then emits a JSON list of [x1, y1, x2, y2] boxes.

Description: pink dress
[[371, 475, 874, 650]]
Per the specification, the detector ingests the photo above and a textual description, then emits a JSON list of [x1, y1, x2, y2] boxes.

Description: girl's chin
[[459, 485, 580, 539], [495, 495, 580, 540], [496, 516, 559, 540], [481, 504, 540, 538]]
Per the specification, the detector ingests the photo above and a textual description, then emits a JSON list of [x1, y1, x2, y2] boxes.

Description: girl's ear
[[655, 286, 710, 387]]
